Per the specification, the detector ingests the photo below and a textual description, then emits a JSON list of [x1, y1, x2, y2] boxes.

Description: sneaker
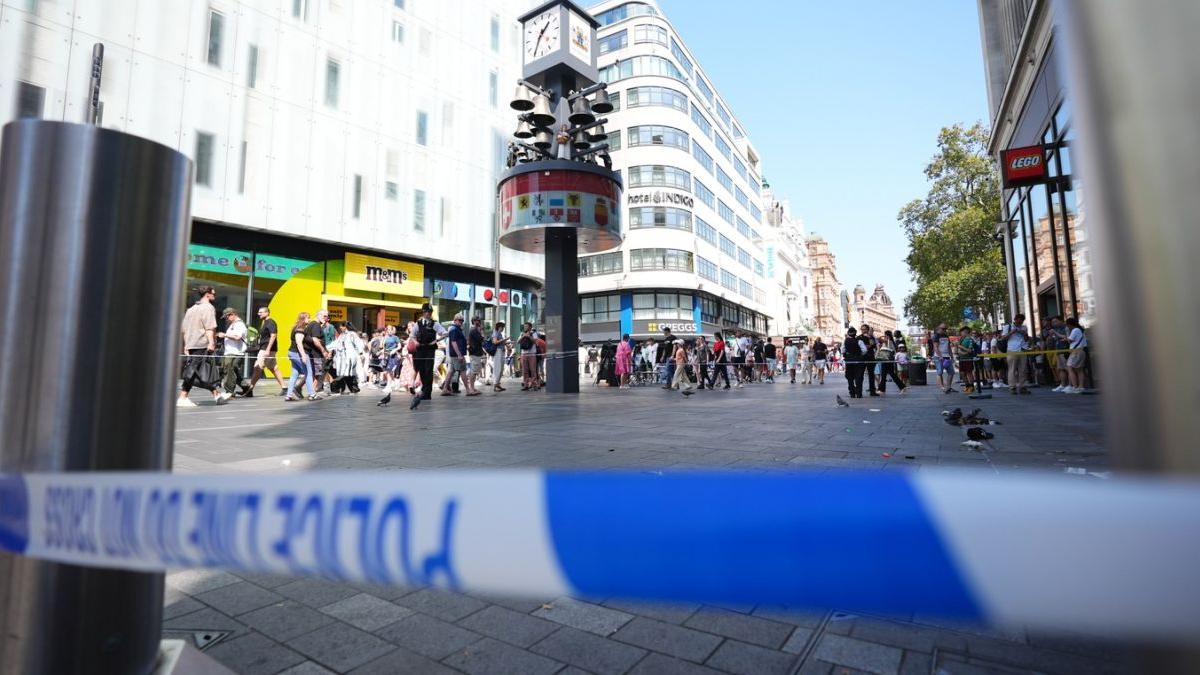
[[1060, 386, 1075, 394], [279, 389, 288, 396], [176, 397, 197, 408], [1052, 385, 1063, 392], [216, 393, 231, 405]]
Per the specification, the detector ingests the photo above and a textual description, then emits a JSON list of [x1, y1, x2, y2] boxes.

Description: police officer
[[842, 326, 866, 398], [414, 303, 446, 400]]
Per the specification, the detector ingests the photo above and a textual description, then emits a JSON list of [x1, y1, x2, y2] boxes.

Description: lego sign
[[1000, 145, 1048, 188]]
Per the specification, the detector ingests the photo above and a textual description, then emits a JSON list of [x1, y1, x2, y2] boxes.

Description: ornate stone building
[[806, 236, 843, 340], [851, 283, 900, 335]]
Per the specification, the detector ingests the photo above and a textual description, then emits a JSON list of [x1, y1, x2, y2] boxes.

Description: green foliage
[[900, 123, 1007, 328]]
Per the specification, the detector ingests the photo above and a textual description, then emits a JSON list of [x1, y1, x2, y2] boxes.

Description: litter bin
[[907, 358, 928, 385]]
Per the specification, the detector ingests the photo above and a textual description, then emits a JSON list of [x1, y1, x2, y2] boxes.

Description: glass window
[[626, 86, 688, 112], [247, 45, 259, 88], [195, 132, 214, 187], [719, 234, 736, 258], [695, 76, 714, 106], [413, 188, 426, 231], [292, 0, 309, 20], [599, 55, 683, 84], [720, 269, 737, 291], [578, 252, 623, 277], [16, 81, 44, 118], [701, 296, 719, 323], [393, 0, 404, 8], [386, 181, 398, 200], [633, 292, 655, 319], [630, 206, 692, 231], [749, 204, 762, 222], [352, 174, 362, 219], [324, 59, 340, 108], [489, 71, 498, 108], [736, 217, 751, 238], [392, 21, 404, 43], [606, 91, 621, 112], [692, 143, 714, 174], [694, 179, 715, 208], [691, 106, 712, 138], [633, 23, 667, 46], [604, 130, 622, 151], [581, 294, 621, 322], [735, 187, 749, 208], [697, 256, 718, 281], [416, 110, 428, 145], [718, 200, 734, 224], [749, 176, 761, 196], [596, 2, 658, 26], [716, 102, 732, 131], [739, 279, 753, 298], [206, 11, 224, 68], [733, 156, 747, 181], [490, 16, 500, 52], [628, 125, 689, 151], [627, 165, 691, 190], [737, 247, 751, 268], [733, 123, 745, 140], [670, 38, 693, 77], [714, 134, 732, 160], [599, 29, 627, 54], [754, 259, 764, 277], [630, 248, 694, 272], [696, 215, 717, 245], [717, 166, 733, 192]]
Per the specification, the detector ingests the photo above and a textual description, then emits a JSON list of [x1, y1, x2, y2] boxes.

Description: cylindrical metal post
[[87, 43, 104, 125], [0, 120, 193, 674]]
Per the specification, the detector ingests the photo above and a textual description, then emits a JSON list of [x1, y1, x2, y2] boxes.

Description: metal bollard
[[0, 121, 192, 674]]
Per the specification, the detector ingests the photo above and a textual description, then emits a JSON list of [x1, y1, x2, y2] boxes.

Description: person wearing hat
[[217, 307, 247, 400], [670, 338, 696, 396], [413, 302, 446, 401], [441, 313, 478, 397]]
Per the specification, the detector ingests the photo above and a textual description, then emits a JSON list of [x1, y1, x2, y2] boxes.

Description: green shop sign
[[187, 244, 314, 281]]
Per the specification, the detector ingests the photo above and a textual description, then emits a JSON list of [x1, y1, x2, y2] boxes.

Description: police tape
[[1, 469, 1198, 640]]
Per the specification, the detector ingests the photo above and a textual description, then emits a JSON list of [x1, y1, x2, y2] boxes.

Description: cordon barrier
[[1, 469, 1197, 642]]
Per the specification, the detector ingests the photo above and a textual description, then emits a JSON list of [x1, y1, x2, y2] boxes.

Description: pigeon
[[378, 391, 392, 406], [836, 395, 850, 408], [966, 427, 995, 441], [943, 408, 963, 426], [409, 393, 423, 410]]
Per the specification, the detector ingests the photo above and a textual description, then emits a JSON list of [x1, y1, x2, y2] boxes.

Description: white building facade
[[0, 0, 544, 335], [577, 0, 772, 342], [761, 187, 815, 337]]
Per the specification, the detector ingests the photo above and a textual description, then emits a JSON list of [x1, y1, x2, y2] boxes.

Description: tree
[[900, 123, 1007, 329]]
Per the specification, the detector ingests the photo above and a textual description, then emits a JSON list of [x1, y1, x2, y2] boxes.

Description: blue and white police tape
[[1, 470, 1198, 641]]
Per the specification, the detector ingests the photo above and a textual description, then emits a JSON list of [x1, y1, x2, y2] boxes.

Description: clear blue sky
[[657, 0, 991, 327]]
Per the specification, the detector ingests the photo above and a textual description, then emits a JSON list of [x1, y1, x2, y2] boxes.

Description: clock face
[[524, 8, 561, 61]]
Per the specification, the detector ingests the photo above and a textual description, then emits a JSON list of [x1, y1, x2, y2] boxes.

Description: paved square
[[167, 377, 1133, 674]]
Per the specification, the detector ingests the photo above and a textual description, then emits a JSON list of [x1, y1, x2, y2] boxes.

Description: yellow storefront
[[270, 253, 428, 376]]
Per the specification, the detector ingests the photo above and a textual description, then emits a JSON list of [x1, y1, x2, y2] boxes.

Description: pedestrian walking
[[762, 337, 777, 383], [877, 330, 907, 394], [218, 308, 248, 399], [247, 306, 286, 396], [1063, 317, 1088, 393], [955, 326, 977, 394], [615, 333, 633, 388], [933, 323, 956, 394], [467, 317, 486, 393], [695, 336, 711, 389], [670, 339, 696, 395], [286, 311, 317, 401], [177, 285, 226, 406], [303, 310, 332, 396], [811, 337, 828, 385], [659, 327, 676, 389], [442, 314, 478, 396], [488, 321, 509, 392], [413, 303, 444, 400], [709, 332, 731, 389], [519, 322, 540, 390], [842, 327, 866, 398], [784, 339, 799, 383]]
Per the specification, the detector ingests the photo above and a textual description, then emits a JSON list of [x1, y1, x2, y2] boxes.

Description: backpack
[[519, 334, 533, 350], [416, 319, 437, 345], [244, 326, 261, 351], [483, 338, 497, 356]]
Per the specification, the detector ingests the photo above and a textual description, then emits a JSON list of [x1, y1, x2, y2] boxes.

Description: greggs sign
[[1000, 145, 1048, 188]]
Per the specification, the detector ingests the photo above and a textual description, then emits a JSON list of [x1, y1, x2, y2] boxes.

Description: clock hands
[[535, 20, 550, 53]]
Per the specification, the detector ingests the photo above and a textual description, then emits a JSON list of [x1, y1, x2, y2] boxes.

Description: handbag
[[182, 355, 221, 392], [406, 337, 418, 354]]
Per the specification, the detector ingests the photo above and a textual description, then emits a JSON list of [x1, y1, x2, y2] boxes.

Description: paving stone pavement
[[167, 375, 1135, 674]]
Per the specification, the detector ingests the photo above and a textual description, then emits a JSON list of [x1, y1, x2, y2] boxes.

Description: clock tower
[[498, 0, 620, 394]]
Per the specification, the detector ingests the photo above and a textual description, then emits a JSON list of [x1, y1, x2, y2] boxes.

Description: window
[[733, 123, 745, 140], [692, 144, 714, 174], [633, 292, 692, 319], [698, 256, 718, 281], [628, 125, 688, 151], [490, 16, 500, 52], [578, 252, 623, 277], [691, 106, 712, 138], [718, 200, 734, 224], [633, 23, 668, 46], [670, 38, 693, 77], [733, 156, 747, 181], [717, 166, 733, 192], [206, 10, 224, 68], [393, 0, 404, 7], [701, 296, 719, 323], [737, 247, 751, 268], [633, 293, 655, 319], [292, 0, 309, 20], [605, 91, 621, 112], [413, 189, 426, 231], [194, 132, 214, 187], [604, 130, 622, 151], [15, 81, 44, 118], [735, 187, 748, 208], [438, 197, 449, 237], [720, 269, 737, 291], [489, 71, 498, 108], [716, 102, 732, 131], [237, 141, 247, 194], [581, 294, 621, 322], [596, 2, 658, 26], [416, 110, 428, 145], [719, 234, 736, 258], [694, 179, 715, 208], [324, 59, 340, 108], [627, 165, 690, 190], [714, 134, 732, 160], [247, 45, 259, 88], [626, 86, 688, 112], [736, 217, 751, 238], [599, 29, 627, 54], [696, 216, 717, 245], [696, 76, 714, 106], [599, 55, 684, 84], [630, 206, 692, 231], [749, 178, 761, 197], [392, 21, 404, 43], [386, 181, 399, 200], [749, 204, 762, 222], [352, 174, 363, 219], [739, 279, 753, 298], [630, 248, 694, 272], [754, 259, 764, 277]]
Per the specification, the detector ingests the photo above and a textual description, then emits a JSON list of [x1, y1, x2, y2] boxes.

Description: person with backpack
[[413, 303, 445, 401], [518, 322, 540, 390], [1062, 317, 1089, 394], [708, 332, 731, 389], [466, 316, 486, 392]]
